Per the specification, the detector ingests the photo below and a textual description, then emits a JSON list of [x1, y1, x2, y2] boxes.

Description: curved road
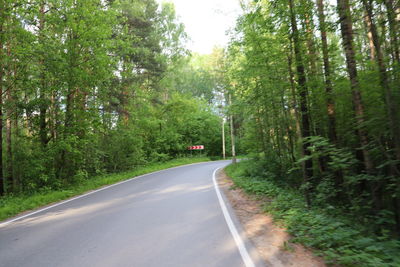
[[0, 161, 264, 267]]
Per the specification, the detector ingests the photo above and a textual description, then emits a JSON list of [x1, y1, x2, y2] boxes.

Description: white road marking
[[213, 167, 256, 267], [0, 161, 211, 228]]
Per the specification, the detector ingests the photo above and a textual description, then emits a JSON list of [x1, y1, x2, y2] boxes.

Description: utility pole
[[222, 117, 226, 159], [229, 94, 236, 164]]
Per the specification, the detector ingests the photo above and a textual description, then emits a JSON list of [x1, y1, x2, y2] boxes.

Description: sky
[[157, 0, 242, 55]]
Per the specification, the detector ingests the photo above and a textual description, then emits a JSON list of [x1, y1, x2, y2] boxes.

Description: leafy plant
[[226, 160, 400, 267]]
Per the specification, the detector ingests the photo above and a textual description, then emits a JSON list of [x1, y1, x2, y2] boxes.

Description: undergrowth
[[225, 160, 400, 267], [0, 157, 211, 222]]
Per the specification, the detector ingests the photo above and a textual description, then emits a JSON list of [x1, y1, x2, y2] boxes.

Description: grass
[[225, 160, 400, 267], [0, 157, 211, 222]]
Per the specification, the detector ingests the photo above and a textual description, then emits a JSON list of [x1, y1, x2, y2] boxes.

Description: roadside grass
[[0, 157, 211, 222], [225, 160, 400, 267]]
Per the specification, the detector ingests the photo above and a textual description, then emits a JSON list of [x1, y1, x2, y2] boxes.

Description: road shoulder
[[217, 168, 326, 267]]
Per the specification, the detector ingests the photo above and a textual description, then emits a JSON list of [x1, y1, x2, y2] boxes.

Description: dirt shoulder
[[217, 169, 326, 267]]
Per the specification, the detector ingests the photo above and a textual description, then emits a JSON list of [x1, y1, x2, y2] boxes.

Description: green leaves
[[0, 0, 225, 196], [226, 160, 400, 266]]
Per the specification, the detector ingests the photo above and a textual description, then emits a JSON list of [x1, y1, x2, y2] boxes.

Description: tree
[[0, 0, 222, 195], [289, 0, 313, 205], [226, 0, 400, 235]]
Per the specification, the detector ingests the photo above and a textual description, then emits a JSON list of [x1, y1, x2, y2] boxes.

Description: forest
[[0, 0, 228, 196], [1, 0, 400, 265], [224, 0, 400, 265]]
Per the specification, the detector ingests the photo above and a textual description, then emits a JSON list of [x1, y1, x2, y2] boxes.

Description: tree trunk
[[304, 10, 317, 77], [0, 24, 3, 195], [362, 0, 400, 163], [384, 0, 400, 63], [304, 6, 324, 143], [362, 0, 400, 231], [286, 45, 301, 142], [316, 0, 344, 194], [39, 1, 48, 147], [5, 41, 13, 192], [364, 10, 376, 61], [254, 80, 268, 155], [0, 1, 7, 195], [6, 113, 12, 191], [337, 0, 374, 173], [281, 89, 296, 163], [317, 0, 338, 144], [120, 60, 130, 125], [289, 0, 313, 207], [222, 118, 226, 159], [229, 93, 236, 164], [50, 91, 57, 141]]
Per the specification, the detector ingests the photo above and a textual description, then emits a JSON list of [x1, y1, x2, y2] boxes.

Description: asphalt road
[[0, 161, 264, 267]]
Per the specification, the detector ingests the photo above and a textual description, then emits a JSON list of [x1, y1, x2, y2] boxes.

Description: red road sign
[[187, 145, 204, 150]]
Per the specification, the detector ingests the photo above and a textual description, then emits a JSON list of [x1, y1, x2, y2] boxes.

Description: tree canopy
[[0, 0, 224, 194], [225, 0, 400, 237]]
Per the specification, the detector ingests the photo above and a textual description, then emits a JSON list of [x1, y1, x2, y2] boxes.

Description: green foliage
[[226, 160, 400, 267], [101, 127, 145, 172], [225, 0, 400, 243], [0, 0, 225, 197]]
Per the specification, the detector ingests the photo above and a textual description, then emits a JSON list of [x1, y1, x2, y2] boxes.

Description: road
[[0, 161, 264, 267]]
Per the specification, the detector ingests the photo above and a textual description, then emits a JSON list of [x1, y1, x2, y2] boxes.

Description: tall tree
[[316, 0, 338, 144], [362, 0, 400, 165], [289, 0, 313, 206], [0, 1, 6, 195], [336, 0, 373, 173], [38, 0, 49, 147], [383, 0, 400, 64], [226, 0, 400, 239]]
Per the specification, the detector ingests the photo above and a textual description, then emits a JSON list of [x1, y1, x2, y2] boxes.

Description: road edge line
[[0, 161, 220, 228], [213, 167, 255, 267]]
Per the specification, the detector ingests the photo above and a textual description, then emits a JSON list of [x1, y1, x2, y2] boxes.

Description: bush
[[225, 160, 400, 267]]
